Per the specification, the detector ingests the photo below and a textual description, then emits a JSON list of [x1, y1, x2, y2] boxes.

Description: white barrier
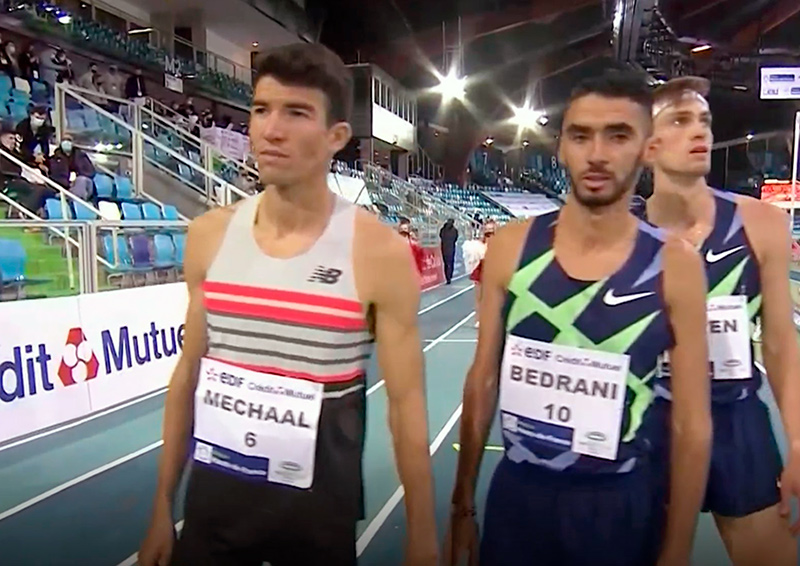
[[0, 283, 188, 444]]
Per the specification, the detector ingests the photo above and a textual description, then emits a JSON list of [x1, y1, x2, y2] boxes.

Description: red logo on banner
[[419, 247, 445, 290], [57, 327, 100, 386]]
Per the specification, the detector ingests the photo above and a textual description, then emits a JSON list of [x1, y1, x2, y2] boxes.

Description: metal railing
[[55, 83, 250, 210]]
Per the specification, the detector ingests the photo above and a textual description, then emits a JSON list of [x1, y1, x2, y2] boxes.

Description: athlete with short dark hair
[[645, 75, 800, 566], [445, 70, 713, 566], [137, 42, 438, 566]]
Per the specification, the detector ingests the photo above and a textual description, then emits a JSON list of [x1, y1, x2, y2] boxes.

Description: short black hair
[[565, 69, 653, 118], [254, 43, 353, 125]]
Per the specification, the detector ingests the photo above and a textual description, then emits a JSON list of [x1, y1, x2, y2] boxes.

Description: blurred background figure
[[439, 218, 459, 284]]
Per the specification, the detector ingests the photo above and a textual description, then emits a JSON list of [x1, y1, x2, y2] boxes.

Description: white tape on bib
[[193, 358, 323, 488], [707, 295, 751, 380], [499, 336, 629, 461]]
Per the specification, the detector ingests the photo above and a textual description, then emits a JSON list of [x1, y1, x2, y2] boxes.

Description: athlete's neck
[[559, 195, 638, 251], [647, 169, 714, 235], [256, 176, 333, 236]]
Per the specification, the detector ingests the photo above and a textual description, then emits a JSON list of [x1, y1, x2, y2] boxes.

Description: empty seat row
[[102, 232, 186, 275], [44, 198, 180, 222]]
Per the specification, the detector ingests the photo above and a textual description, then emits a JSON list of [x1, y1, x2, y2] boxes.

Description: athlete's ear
[[328, 121, 353, 155], [643, 134, 660, 167]]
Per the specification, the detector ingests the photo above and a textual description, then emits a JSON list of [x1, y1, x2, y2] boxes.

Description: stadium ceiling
[[311, 0, 800, 159]]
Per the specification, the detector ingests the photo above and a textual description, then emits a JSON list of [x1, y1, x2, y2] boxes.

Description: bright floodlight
[[57, 14, 72, 24], [435, 71, 466, 101], [537, 115, 549, 126], [513, 106, 545, 129]]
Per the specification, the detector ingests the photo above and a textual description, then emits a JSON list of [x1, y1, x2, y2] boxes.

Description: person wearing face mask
[[78, 63, 99, 92], [50, 135, 96, 200], [16, 105, 53, 166], [0, 121, 53, 215]]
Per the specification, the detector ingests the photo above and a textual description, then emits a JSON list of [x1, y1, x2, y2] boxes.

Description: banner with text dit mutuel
[[0, 283, 189, 444]]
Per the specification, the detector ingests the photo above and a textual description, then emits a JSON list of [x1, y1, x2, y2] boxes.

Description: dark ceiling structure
[[309, 0, 800, 181]]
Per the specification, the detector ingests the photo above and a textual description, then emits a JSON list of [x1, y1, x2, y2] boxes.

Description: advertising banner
[[0, 283, 188, 444], [419, 247, 445, 290]]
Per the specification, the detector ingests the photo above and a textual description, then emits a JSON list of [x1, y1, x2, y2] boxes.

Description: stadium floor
[[0, 277, 796, 566]]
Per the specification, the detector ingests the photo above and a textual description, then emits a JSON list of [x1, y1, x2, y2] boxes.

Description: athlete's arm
[[371, 230, 437, 563], [660, 237, 713, 563], [451, 223, 522, 508], [747, 202, 800, 529]]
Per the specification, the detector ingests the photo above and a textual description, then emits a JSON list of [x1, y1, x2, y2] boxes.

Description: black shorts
[[480, 458, 667, 566], [171, 466, 357, 566]]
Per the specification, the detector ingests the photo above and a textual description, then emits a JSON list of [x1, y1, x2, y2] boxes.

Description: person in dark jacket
[[439, 218, 459, 284], [125, 68, 147, 100], [16, 105, 53, 166], [0, 120, 53, 214], [49, 134, 95, 199]]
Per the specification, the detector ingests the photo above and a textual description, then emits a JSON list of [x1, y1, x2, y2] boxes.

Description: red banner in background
[[419, 247, 445, 290]]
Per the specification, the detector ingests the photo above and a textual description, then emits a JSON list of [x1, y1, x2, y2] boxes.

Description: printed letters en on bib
[[193, 358, 323, 488], [499, 336, 629, 461]]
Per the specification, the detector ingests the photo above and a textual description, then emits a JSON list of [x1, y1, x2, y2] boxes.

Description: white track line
[[356, 403, 466, 556], [0, 441, 162, 523], [0, 388, 168, 455], [366, 311, 476, 396], [115, 310, 477, 566], [0, 282, 473, 455]]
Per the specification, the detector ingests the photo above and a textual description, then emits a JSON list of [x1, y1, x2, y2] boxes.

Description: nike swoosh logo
[[603, 289, 655, 306], [705, 246, 744, 263]]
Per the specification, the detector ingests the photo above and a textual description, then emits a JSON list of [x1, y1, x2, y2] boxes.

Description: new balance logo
[[308, 266, 343, 285]]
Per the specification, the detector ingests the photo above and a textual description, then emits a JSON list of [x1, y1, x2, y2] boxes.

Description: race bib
[[657, 295, 751, 380], [499, 336, 629, 461], [707, 295, 751, 380], [193, 358, 323, 488]]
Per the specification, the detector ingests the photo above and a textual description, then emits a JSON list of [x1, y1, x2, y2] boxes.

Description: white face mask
[[31, 117, 45, 128]]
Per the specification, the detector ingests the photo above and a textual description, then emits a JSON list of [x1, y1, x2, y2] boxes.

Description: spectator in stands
[[17, 43, 40, 89], [16, 105, 53, 166], [125, 67, 147, 102], [50, 48, 74, 84], [0, 40, 18, 84], [103, 65, 123, 107], [49, 134, 95, 200], [0, 121, 53, 214], [78, 62, 99, 91], [179, 97, 195, 117], [439, 218, 458, 285]]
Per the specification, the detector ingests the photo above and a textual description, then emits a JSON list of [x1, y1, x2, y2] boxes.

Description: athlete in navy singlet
[[645, 76, 800, 566], [445, 71, 712, 566]]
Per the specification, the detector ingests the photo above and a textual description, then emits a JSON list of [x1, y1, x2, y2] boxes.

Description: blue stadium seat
[[0, 238, 25, 283], [129, 234, 152, 268], [73, 201, 98, 220], [162, 205, 179, 221], [141, 202, 163, 221], [94, 174, 114, 200], [153, 234, 176, 268], [120, 202, 142, 220], [172, 233, 186, 266], [45, 198, 73, 220], [115, 176, 134, 200]]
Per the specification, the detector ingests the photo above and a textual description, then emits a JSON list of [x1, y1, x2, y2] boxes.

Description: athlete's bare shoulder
[[734, 194, 791, 260], [483, 217, 532, 289], [184, 200, 244, 279]]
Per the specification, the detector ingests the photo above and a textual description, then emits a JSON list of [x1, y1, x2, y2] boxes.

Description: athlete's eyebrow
[[251, 99, 317, 114], [564, 122, 634, 135]]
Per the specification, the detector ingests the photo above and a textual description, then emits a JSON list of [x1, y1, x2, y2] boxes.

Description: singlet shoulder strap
[[706, 189, 743, 248], [517, 210, 558, 269]]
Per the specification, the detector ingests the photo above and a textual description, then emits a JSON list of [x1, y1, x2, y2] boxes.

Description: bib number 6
[[545, 403, 571, 424], [245, 432, 257, 448]]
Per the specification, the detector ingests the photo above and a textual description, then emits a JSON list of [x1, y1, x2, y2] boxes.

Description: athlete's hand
[[442, 509, 479, 566], [138, 508, 175, 566], [779, 455, 800, 535]]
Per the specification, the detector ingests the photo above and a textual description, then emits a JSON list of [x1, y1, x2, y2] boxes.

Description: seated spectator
[[49, 134, 95, 199], [16, 105, 53, 166], [0, 121, 54, 215]]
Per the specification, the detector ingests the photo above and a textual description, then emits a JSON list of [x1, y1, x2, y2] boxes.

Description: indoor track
[[0, 277, 796, 565]]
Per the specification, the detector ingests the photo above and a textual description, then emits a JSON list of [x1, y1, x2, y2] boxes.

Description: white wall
[[206, 29, 251, 70], [92, 0, 150, 25]]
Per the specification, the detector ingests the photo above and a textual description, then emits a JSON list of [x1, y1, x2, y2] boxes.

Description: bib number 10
[[545, 404, 571, 424]]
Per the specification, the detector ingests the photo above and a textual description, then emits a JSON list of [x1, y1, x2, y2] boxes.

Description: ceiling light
[[252, 41, 259, 48], [57, 13, 72, 24], [733, 85, 748, 91], [691, 44, 712, 53], [485, 137, 494, 145], [513, 106, 545, 129], [434, 71, 466, 101], [746, 133, 754, 141], [537, 115, 549, 126], [522, 140, 530, 147]]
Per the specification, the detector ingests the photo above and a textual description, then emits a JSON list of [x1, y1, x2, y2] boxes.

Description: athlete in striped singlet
[[138, 43, 438, 566], [446, 71, 712, 566], [645, 76, 800, 566]]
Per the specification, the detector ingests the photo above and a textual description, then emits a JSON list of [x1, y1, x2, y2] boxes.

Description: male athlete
[[138, 43, 438, 566], [645, 76, 800, 565], [445, 71, 712, 566]]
